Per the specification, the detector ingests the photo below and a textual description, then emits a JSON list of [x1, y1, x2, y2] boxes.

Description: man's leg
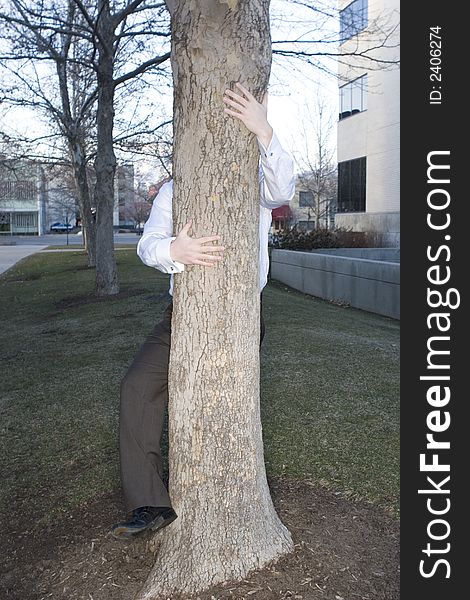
[[112, 302, 177, 539], [119, 300, 173, 512]]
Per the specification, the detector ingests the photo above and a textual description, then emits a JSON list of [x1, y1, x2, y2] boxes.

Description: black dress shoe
[[111, 506, 177, 540]]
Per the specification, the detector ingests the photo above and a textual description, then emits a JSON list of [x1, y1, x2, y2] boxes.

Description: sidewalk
[[0, 245, 45, 276], [0, 245, 134, 275]]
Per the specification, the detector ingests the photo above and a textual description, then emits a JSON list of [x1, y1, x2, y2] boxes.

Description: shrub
[[272, 226, 376, 250]]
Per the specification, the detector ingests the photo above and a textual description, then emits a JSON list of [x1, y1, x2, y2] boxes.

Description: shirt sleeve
[[258, 130, 296, 209], [136, 181, 185, 274]]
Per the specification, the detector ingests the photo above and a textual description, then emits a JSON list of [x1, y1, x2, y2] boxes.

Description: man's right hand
[[169, 220, 225, 267]]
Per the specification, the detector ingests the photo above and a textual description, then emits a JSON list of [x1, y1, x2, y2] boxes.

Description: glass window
[[340, 85, 351, 118], [337, 157, 366, 213], [298, 220, 315, 231], [339, 74, 367, 120], [299, 191, 314, 207], [361, 74, 368, 111], [340, 0, 368, 42], [351, 79, 362, 114]]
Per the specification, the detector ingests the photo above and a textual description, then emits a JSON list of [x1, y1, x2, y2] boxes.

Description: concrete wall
[[334, 211, 400, 247], [271, 249, 400, 319], [309, 247, 400, 262]]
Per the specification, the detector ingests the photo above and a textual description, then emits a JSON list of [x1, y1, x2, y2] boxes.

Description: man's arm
[[137, 181, 225, 271], [257, 130, 296, 210], [223, 83, 295, 209], [136, 181, 184, 274]]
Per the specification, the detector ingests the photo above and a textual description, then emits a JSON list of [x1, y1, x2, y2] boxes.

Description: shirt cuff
[[257, 129, 280, 160], [158, 237, 185, 274]]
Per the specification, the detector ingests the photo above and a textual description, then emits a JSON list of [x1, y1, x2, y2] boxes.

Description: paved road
[[0, 232, 140, 246], [0, 233, 138, 275]]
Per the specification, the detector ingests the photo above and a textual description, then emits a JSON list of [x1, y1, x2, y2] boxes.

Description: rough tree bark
[[137, 1, 293, 598], [93, 0, 119, 295], [69, 138, 96, 266]]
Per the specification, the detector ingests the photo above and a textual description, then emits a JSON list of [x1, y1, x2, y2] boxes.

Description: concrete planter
[[271, 249, 400, 319]]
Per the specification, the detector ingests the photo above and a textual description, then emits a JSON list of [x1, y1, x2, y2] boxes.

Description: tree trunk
[[69, 139, 96, 266], [55, 28, 97, 267], [94, 0, 119, 296], [137, 1, 293, 598]]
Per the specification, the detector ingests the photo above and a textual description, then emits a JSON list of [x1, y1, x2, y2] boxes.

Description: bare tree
[[136, 1, 293, 598], [0, 0, 171, 294], [295, 94, 337, 229], [114, 118, 174, 177], [124, 199, 150, 232], [123, 179, 152, 232], [46, 165, 80, 244], [0, 0, 98, 263]]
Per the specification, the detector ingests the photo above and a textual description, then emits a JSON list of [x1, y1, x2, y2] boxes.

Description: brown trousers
[[119, 296, 265, 513]]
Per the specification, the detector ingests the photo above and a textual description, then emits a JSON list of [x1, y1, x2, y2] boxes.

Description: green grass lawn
[[42, 243, 138, 250], [0, 249, 399, 527]]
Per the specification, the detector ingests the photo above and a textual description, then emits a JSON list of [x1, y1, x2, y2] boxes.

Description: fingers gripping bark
[[170, 219, 225, 267], [223, 82, 273, 148]]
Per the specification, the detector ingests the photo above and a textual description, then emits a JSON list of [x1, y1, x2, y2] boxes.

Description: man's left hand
[[223, 82, 273, 149]]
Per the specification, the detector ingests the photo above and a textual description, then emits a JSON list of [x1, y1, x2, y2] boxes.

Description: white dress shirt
[[137, 130, 295, 295]]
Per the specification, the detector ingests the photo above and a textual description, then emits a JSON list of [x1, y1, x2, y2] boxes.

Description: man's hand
[[223, 82, 273, 149], [170, 220, 225, 267]]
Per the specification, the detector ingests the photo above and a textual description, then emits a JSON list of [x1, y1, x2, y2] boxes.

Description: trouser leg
[[119, 302, 173, 513], [260, 292, 265, 347]]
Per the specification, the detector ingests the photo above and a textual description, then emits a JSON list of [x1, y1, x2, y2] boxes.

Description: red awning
[[271, 205, 292, 219]]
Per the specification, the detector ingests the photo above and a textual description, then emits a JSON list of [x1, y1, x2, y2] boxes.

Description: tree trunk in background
[[70, 140, 96, 267], [94, 0, 119, 296], [137, 1, 293, 598]]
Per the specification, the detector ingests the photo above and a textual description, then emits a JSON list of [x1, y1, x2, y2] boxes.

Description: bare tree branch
[[114, 0, 166, 25], [114, 52, 170, 86]]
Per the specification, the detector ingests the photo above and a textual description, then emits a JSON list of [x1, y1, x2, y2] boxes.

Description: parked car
[[50, 222, 74, 232]]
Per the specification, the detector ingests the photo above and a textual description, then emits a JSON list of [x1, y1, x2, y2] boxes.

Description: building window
[[339, 74, 367, 120], [0, 211, 11, 233], [337, 157, 366, 213], [299, 191, 314, 207], [0, 180, 36, 201], [298, 220, 315, 231], [340, 0, 368, 42]]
